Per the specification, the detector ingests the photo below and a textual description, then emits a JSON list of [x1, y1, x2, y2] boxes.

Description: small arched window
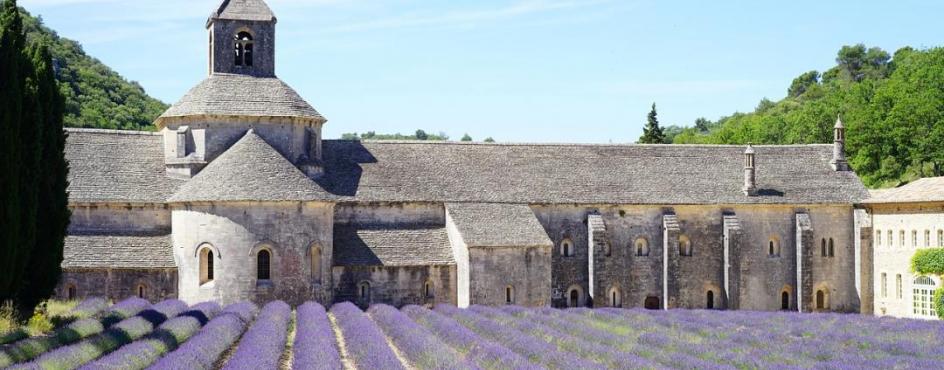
[[706, 290, 715, 309], [358, 281, 371, 302], [679, 236, 692, 257], [821, 238, 827, 257], [561, 239, 574, 257], [827, 238, 835, 257], [876, 230, 882, 246], [310, 245, 322, 283], [781, 291, 790, 310], [425, 281, 433, 299], [199, 247, 214, 285], [67, 284, 77, 300], [137, 284, 147, 299], [816, 290, 826, 310], [634, 238, 649, 257], [505, 286, 515, 304], [768, 238, 780, 257], [608, 286, 621, 307], [257, 250, 271, 280], [234, 31, 254, 67], [568, 288, 580, 307]]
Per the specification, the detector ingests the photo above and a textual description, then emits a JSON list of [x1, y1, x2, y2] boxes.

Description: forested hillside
[[20, 7, 167, 130], [672, 45, 944, 188]]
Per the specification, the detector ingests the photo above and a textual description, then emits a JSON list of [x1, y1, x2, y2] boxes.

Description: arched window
[[358, 281, 371, 302], [781, 291, 790, 310], [925, 230, 931, 247], [913, 276, 937, 318], [876, 230, 882, 246], [257, 250, 271, 281], [912, 230, 918, 247], [896, 274, 902, 299], [816, 290, 825, 310], [644, 296, 660, 310], [505, 286, 515, 304], [938, 230, 943, 247], [887, 230, 892, 246], [899, 230, 905, 247], [561, 239, 574, 257], [425, 281, 433, 299], [634, 238, 649, 257], [234, 31, 254, 67], [199, 247, 214, 285], [569, 289, 580, 307], [67, 284, 77, 300], [827, 238, 834, 257], [821, 238, 827, 257], [768, 237, 780, 257], [706, 290, 715, 309], [137, 284, 147, 299], [608, 286, 621, 307], [679, 236, 692, 257], [310, 245, 322, 283]]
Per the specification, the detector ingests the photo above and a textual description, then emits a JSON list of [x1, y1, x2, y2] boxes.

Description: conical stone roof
[[169, 130, 333, 203]]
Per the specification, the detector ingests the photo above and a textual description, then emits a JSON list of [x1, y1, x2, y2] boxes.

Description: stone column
[[663, 214, 681, 309], [723, 214, 742, 310], [796, 213, 814, 312], [855, 208, 874, 314], [588, 214, 607, 306]]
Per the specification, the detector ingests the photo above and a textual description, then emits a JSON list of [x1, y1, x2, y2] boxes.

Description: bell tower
[[207, 0, 277, 77]]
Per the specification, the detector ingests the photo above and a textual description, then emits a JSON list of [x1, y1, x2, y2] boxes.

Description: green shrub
[[910, 248, 944, 275], [935, 287, 944, 319]]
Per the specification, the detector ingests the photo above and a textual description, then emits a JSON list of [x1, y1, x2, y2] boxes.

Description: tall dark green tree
[[638, 103, 666, 144], [0, 0, 26, 302]]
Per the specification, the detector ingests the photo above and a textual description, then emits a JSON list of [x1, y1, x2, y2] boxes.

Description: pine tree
[[0, 0, 26, 302], [638, 103, 666, 144]]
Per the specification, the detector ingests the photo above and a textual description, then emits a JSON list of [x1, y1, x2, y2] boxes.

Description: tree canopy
[[638, 103, 666, 144]]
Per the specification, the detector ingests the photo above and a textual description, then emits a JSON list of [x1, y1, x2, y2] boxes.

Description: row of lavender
[[3, 297, 944, 369]]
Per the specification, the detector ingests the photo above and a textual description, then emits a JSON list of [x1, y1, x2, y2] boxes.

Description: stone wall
[[468, 246, 551, 307], [331, 265, 456, 308], [869, 202, 944, 318], [210, 19, 276, 77], [69, 204, 170, 235], [56, 268, 177, 302], [171, 201, 334, 306], [335, 202, 444, 226]]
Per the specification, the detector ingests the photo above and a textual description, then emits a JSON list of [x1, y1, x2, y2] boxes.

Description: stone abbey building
[[56, 0, 873, 313]]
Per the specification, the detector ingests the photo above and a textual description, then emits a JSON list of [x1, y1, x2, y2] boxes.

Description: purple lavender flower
[[368, 304, 474, 369], [220, 301, 291, 370], [149, 302, 258, 370], [290, 302, 342, 370], [16, 299, 188, 370], [79, 302, 221, 370], [330, 302, 404, 370]]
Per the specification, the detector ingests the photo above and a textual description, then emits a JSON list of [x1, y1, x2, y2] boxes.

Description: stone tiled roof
[[319, 141, 870, 205], [446, 203, 553, 248], [863, 177, 944, 204], [156, 74, 323, 126], [210, 0, 275, 22], [333, 225, 455, 266], [169, 130, 333, 203], [66, 129, 185, 204], [62, 234, 175, 269]]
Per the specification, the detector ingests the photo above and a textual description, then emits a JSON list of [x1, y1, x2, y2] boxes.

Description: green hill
[[671, 44, 944, 188], [20, 7, 167, 131]]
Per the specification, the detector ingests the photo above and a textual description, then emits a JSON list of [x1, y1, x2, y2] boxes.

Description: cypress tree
[[17, 41, 69, 316], [638, 103, 666, 144], [0, 0, 26, 302]]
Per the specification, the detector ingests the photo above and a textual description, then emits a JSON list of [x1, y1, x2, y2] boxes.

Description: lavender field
[[2, 298, 944, 369]]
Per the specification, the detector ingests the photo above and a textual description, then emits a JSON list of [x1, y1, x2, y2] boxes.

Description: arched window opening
[[925, 230, 931, 247], [912, 230, 918, 247], [821, 238, 827, 257], [137, 284, 147, 299], [505, 286, 515, 304], [199, 247, 214, 285], [706, 291, 715, 309], [938, 230, 943, 247], [67, 285, 76, 300], [768, 238, 780, 257], [310, 245, 322, 283], [561, 239, 574, 257], [876, 230, 882, 246], [887, 230, 893, 246], [425, 281, 433, 299], [881, 273, 887, 298], [816, 290, 826, 310], [569, 289, 580, 307], [635, 238, 649, 257], [900, 230, 905, 247], [781, 291, 790, 310], [234, 31, 254, 67], [828, 238, 834, 257], [913, 276, 937, 318], [257, 250, 271, 281], [896, 274, 902, 299], [679, 236, 692, 257], [608, 286, 621, 307], [358, 281, 371, 303], [644, 296, 660, 310]]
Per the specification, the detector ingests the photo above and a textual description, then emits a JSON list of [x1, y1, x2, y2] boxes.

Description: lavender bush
[[67, 298, 110, 319], [15, 299, 188, 370], [402, 305, 537, 370], [220, 301, 291, 370], [368, 304, 474, 369], [79, 302, 222, 370], [0, 298, 150, 368], [330, 302, 404, 370], [149, 302, 258, 370], [290, 302, 342, 370]]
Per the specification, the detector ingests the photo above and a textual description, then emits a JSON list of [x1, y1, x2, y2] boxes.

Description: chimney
[[743, 144, 757, 196], [830, 115, 850, 171]]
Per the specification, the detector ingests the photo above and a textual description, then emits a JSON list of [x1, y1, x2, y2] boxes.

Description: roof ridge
[[65, 128, 161, 136], [327, 139, 834, 149]]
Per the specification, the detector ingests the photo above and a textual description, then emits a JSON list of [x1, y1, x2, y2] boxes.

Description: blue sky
[[18, 0, 944, 142]]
